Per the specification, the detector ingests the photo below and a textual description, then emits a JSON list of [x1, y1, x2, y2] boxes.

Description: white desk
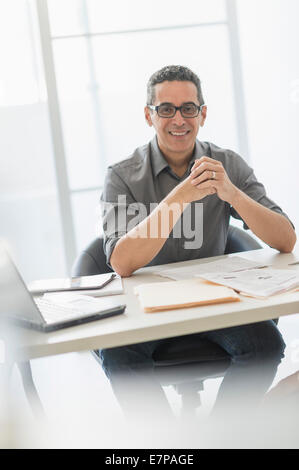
[[12, 246, 299, 363]]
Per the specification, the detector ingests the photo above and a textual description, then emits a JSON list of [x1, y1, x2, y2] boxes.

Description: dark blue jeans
[[99, 320, 285, 420]]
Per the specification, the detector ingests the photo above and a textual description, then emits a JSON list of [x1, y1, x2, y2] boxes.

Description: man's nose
[[172, 109, 186, 126]]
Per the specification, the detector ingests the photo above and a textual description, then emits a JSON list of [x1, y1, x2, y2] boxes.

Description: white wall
[[237, 0, 299, 232]]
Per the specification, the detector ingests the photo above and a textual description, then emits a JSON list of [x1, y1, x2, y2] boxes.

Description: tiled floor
[[5, 313, 299, 448]]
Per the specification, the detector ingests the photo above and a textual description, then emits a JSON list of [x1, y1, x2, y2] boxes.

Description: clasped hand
[[188, 156, 237, 204]]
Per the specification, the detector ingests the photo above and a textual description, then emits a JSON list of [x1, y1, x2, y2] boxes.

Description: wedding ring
[[212, 171, 216, 179]]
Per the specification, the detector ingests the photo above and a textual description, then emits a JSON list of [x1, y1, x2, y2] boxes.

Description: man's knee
[[257, 321, 285, 360], [99, 343, 153, 378], [235, 321, 286, 363]]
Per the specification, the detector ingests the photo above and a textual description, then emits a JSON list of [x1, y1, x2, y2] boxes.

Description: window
[[44, 0, 246, 265], [1, 0, 248, 278], [0, 0, 65, 282]]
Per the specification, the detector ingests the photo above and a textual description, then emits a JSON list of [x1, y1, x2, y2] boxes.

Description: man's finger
[[191, 156, 220, 170], [191, 170, 217, 186], [195, 179, 217, 190], [190, 162, 221, 178]]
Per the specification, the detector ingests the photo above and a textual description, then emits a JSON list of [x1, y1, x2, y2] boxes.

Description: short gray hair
[[147, 65, 204, 106]]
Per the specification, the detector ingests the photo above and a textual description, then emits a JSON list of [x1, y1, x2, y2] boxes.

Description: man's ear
[[199, 105, 207, 127], [144, 106, 153, 127]]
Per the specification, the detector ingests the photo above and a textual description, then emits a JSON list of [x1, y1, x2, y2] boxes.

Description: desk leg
[[17, 361, 46, 420]]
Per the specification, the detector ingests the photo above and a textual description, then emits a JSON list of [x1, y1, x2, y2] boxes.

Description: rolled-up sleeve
[[100, 167, 137, 266], [228, 152, 295, 230]]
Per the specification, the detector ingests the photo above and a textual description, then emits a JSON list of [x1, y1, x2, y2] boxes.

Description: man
[[99, 65, 296, 421]]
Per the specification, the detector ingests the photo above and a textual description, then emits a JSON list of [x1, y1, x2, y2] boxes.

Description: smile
[[169, 131, 190, 136]]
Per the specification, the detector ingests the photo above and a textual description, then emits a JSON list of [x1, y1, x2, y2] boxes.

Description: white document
[[77, 275, 123, 297], [39, 275, 123, 297], [157, 256, 268, 281], [28, 272, 123, 296], [42, 292, 121, 314], [197, 268, 299, 298]]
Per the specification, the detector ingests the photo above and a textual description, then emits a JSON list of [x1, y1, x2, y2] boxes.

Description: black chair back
[[72, 238, 112, 277], [72, 226, 262, 277]]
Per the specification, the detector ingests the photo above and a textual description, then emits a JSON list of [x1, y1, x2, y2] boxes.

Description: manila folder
[[136, 278, 240, 313]]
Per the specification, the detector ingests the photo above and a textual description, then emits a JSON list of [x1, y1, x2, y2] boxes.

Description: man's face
[[144, 80, 207, 161]]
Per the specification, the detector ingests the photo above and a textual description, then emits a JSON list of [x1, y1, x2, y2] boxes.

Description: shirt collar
[[150, 135, 207, 178]]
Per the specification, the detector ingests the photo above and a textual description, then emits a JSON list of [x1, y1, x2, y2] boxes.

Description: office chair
[[72, 226, 262, 414]]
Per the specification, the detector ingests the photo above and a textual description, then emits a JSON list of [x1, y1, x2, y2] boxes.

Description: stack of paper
[[42, 292, 122, 313], [28, 272, 123, 297], [135, 278, 240, 313], [157, 256, 268, 281], [76, 276, 123, 297], [197, 268, 299, 298]]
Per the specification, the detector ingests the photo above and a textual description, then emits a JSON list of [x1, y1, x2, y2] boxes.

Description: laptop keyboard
[[35, 297, 90, 323]]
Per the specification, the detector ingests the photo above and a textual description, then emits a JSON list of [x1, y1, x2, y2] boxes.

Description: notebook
[[135, 278, 240, 313], [28, 272, 123, 297]]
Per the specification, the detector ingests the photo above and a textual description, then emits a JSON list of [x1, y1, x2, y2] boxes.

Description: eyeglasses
[[147, 102, 205, 118]]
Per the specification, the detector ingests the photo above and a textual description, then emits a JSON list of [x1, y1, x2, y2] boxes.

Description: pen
[[288, 261, 299, 266], [69, 273, 117, 291], [98, 273, 117, 289]]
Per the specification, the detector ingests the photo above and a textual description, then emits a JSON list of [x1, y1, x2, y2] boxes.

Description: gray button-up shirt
[[101, 137, 293, 267]]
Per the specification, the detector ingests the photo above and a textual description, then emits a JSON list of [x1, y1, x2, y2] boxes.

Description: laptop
[[0, 246, 126, 332]]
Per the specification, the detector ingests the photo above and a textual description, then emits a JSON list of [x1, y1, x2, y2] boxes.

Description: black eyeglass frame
[[147, 102, 206, 118]]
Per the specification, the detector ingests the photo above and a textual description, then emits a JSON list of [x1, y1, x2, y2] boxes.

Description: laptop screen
[[0, 246, 44, 325]]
